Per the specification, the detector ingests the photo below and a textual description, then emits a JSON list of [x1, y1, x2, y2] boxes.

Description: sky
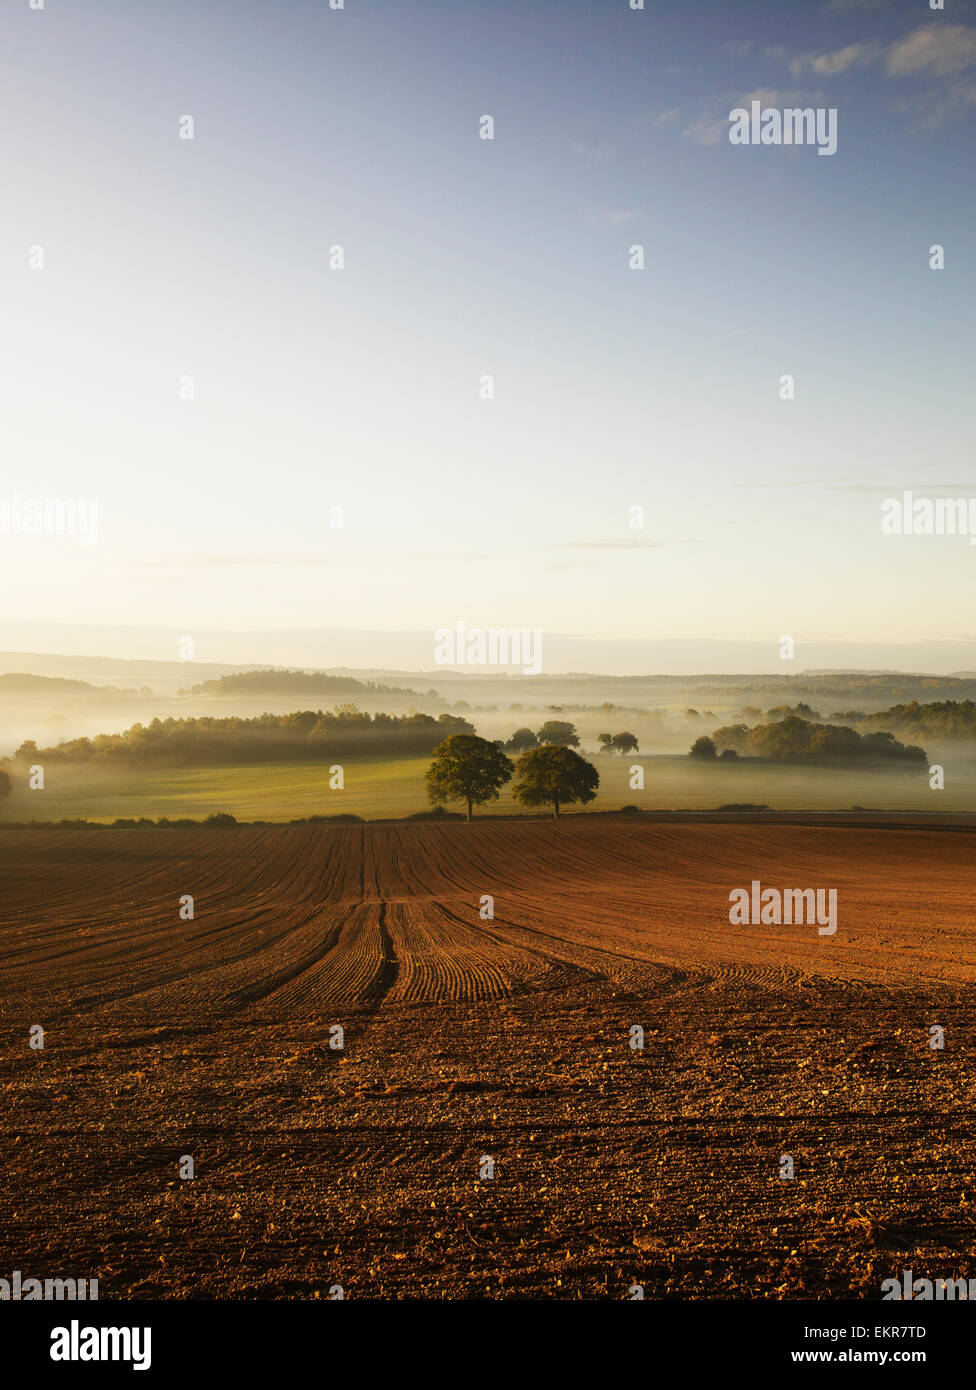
[[1, 0, 974, 673]]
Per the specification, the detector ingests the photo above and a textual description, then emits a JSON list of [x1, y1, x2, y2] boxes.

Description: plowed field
[[1, 820, 974, 1299]]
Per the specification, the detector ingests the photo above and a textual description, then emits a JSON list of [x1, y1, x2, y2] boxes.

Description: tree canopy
[[536, 720, 580, 748], [12, 708, 475, 766], [598, 731, 638, 754], [504, 727, 538, 752], [709, 716, 926, 764], [689, 735, 717, 760], [512, 745, 599, 818], [425, 734, 514, 821], [855, 698, 976, 742]]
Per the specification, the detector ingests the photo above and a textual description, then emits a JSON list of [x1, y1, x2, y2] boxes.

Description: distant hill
[[184, 669, 421, 698], [0, 673, 138, 698], [2, 652, 975, 713], [690, 673, 976, 703]]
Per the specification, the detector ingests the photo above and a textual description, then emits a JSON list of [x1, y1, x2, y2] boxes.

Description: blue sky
[[1, 0, 974, 671]]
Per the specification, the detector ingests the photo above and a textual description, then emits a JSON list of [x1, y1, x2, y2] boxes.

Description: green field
[[0, 750, 969, 823]]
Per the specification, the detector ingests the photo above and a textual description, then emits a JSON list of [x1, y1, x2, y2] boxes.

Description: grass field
[[0, 750, 969, 823]]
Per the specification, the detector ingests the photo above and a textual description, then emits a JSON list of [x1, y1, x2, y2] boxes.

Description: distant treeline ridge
[[182, 669, 421, 698], [10, 708, 475, 766]]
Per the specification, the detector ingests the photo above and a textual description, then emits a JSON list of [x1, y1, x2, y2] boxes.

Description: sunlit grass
[[0, 749, 964, 823]]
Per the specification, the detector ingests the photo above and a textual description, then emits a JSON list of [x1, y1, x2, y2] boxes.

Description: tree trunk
[[553, 800, 560, 819], [466, 798, 473, 822]]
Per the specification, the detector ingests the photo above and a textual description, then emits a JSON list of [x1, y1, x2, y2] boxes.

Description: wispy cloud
[[409, 550, 494, 561], [682, 89, 816, 146], [738, 476, 976, 494], [570, 138, 616, 161], [549, 538, 699, 550], [886, 23, 976, 76], [682, 113, 728, 145], [890, 81, 976, 128], [738, 87, 816, 106], [824, 0, 902, 12], [882, 24, 976, 127], [738, 476, 879, 491], [778, 42, 880, 78], [652, 107, 683, 128], [766, 24, 976, 128], [143, 554, 339, 570], [669, 24, 976, 152]]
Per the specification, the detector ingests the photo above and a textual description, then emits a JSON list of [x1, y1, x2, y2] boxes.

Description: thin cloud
[[682, 114, 727, 145], [738, 477, 976, 494], [738, 87, 816, 106], [409, 550, 495, 561], [684, 89, 817, 146], [143, 554, 339, 570], [549, 538, 699, 550], [886, 24, 976, 76], [738, 476, 878, 491], [675, 88, 818, 147], [824, 0, 903, 11], [570, 139, 616, 161], [786, 42, 880, 78], [764, 24, 976, 128], [890, 80, 976, 128]]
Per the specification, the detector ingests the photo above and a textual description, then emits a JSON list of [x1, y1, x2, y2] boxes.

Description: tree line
[[10, 708, 475, 766], [851, 699, 976, 742], [500, 720, 637, 754], [691, 716, 926, 764], [732, 699, 976, 740]]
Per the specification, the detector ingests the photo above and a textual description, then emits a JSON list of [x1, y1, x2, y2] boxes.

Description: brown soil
[[1, 821, 974, 1299]]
